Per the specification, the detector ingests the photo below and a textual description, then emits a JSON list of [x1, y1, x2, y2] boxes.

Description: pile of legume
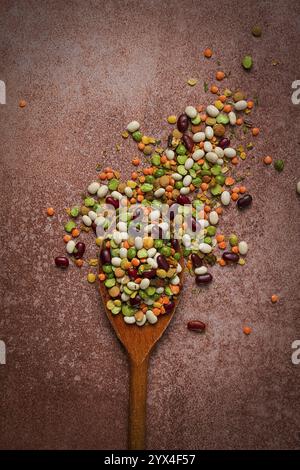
[[52, 76, 263, 327]]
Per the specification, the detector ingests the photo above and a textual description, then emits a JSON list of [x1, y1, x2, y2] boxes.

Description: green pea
[[132, 131, 142, 142], [161, 246, 171, 257], [84, 197, 95, 207], [105, 278, 116, 288], [176, 144, 187, 155], [70, 207, 79, 218], [206, 226, 216, 236], [111, 306, 121, 315], [102, 264, 113, 274], [215, 175, 225, 185], [216, 114, 229, 125], [151, 153, 161, 166], [192, 163, 200, 171], [201, 169, 211, 177], [191, 114, 201, 125], [210, 184, 223, 196], [204, 236, 212, 244], [127, 247, 136, 259], [106, 300, 115, 310], [193, 200, 203, 208], [274, 159, 284, 172], [154, 169, 165, 178], [175, 181, 183, 190], [173, 252, 181, 261], [145, 175, 155, 184], [189, 169, 196, 178], [64, 220, 76, 233], [177, 165, 188, 176], [242, 55, 253, 70], [137, 248, 148, 258], [110, 239, 119, 249], [229, 234, 238, 246], [141, 183, 153, 192], [108, 179, 119, 191], [122, 304, 135, 316], [146, 286, 156, 296], [192, 177, 202, 187], [202, 161, 210, 170], [123, 286, 133, 296], [211, 165, 222, 175], [111, 248, 120, 257], [106, 272, 115, 279], [154, 239, 164, 249], [183, 248, 191, 257], [165, 286, 172, 296], [177, 154, 188, 165]]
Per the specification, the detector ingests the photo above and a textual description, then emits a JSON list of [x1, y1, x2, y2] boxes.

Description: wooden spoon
[[98, 247, 184, 450]]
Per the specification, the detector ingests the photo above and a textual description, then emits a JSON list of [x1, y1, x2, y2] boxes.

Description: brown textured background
[[1, 0, 300, 450]]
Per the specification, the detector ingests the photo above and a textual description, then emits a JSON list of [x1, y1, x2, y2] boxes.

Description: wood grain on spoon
[[98, 243, 184, 449]]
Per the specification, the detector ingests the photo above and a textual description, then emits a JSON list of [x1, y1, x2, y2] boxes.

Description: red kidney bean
[[55, 256, 69, 268], [100, 248, 111, 264], [177, 113, 189, 132], [74, 242, 86, 259], [164, 301, 175, 312], [171, 239, 180, 251], [130, 296, 141, 306], [142, 269, 157, 279], [177, 194, 191, 205], [195, 273, 213, 284], [128, 268, 138, 279], [182, 134, 194, 152], [237, 194, 253, 209], [157, 255, 170, 270], [222, 251, 239, 263], [187, 320, 206, 332], [191, 253, 202, 268], [105, 196, 119, 209], [218, 137, 230, 149]]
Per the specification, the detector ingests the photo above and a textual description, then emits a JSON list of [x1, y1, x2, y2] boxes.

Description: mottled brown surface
[[1, 0, 300, 450]]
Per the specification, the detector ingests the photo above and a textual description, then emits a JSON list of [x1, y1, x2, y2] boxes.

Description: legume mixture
[[50, 45, 290, 330]]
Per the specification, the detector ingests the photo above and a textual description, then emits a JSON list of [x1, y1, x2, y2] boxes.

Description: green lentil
[[64, 220, 76, 233]]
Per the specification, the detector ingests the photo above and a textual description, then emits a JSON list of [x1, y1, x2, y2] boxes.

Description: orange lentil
[[160, 155, 167, 164], [99, 172, 107, 180], [196, 105, 204, 112], [139, 175, 145, 183], [219, 95, 227, 103], [232, 246, 239, 254], [232, 187, 240, 193], [71, 228, 80, 238], [19, 99, 27, 108], [223, 104, 232, 113], [247, 101, 254, 109], [218, 241, 226, 250], [225, 177, 235, 186], [239, 186, 246, 193], [216, 234, 224, 243], [216, 71, 225, 81], [131, 258, 140, 267], [138, 142, 145, 151], [166, 185, 173, 192], [130, 197, 136, 204], [252, 127, 260, 136], [131, 172, 138, 180], [263, 156, 272, 165], [123, 240, 130, 249], [216, 207, 223, 215], [75, 259, 84, 267], [204, 205, 211, 213], [218, 258, 226, 266], [231, 192, 239, 201], [132, 158, 140, 166], [201, 182, 209, 191], [63, 235, 72, 243], [170, 285, 180, 295], [200, 113, 207, 121], [98, 273, 106, 281], [243, 326, 252, 335], [153, 308, 161, 316], [210, 85, 219, 94], [46, 207, 54, 216], [271, 294, 279, 303], [137, 194, 144, 202], [236, 118, 243, 126], [231, 157, 239, 165], [106, 172, 114, 179], [204, 48, 213, 58]]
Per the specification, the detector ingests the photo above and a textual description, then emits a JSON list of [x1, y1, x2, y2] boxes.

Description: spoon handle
[[128, 355, 149, 450]]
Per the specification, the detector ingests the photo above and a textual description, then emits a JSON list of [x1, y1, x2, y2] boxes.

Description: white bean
[[112, 232, 122, 245], [121, 293, 130, 301], [176, 263, 182, 273], [221, 190, 231, 206], [154, 188, 165, 198], [119, 247, 128, 258], [185, 158, 194, 170], [192, 149, 205, 161], [180, 187, 190, 195], [146, 310, 158, 324], [224, 147, 236, 158], [150, 210, 160, 221], [88, 182, 100, 194], [238, 241, 248, 255], [97, 186, 108, 198], [111, 257, 122, 267], [204, 141, 213, 153], [214, 146, 224, 158], [209, 210, 219, 225], [205, 126, 214, 139], [166, 149, 175, 160], [66, 240, 75, 254], [217, 158, 224, 165], [228, 111, 236, 125], [127, 281, 139, 291], [94, 216, 105, 226], [206, 105, 219, 117], [172, 173, 183, 181], [234, 100, 247, 111], [140, 278, 150, 290], [199, 243, 212, 254], [182, 234, 191, 247], [156, 287, 164, 294], [135, 237, 143, 249], [147, 258, 158, 269], [124, 316, 136, 324], [195, 266, 208, 275], [170, 275, 180, 285], [136, 314, 147, 326], [82, 215, 92, 226], [111, 191, 122, 200], [124, 187, 133, 198], [147, 248, 156, 258], [185, 106, 197, 119], [183, 175, 192, 186], [127, 120, 140, 133], [117, 221, 127, 232], [193, 132, 205, 143], [205, 152, 218, 163], [88, 210, 97, 221]]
